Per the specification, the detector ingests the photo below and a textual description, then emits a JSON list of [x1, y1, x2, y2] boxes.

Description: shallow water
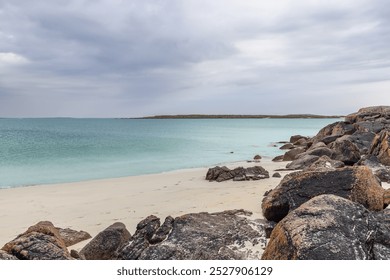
[[0, 118, 338, 188]]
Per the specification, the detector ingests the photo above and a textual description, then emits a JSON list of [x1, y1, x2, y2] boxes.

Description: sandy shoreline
[[0, 158, 289, 250]]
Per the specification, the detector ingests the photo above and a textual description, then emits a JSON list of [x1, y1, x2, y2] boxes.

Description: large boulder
[[283, 147, 306, 161], [262, 195, 390, 260], [290, 135, 308, 143], [298, 146, 334, 159], [79, 222, 131, 260], [206, 166, 269, 182], [261, 166, 384, 222], [329, 138, 361, 165], [286, 154, 319, 170], [279, 143, 295, 150], [345, 106, 390, 123], [0, 250, 18, 260], [118, 215, 162, 260], [119, 210, 268, 260], [370, 130, 390, 166], [1, 221, 72, 260], [311, 121, 355, 144], [303, 155, 345, 172], [353, 120, 390, 134], [57, 228, 92, 247], [337, 132, 376, 154]]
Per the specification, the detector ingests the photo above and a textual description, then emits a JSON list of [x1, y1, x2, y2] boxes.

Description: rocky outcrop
[[299, 146, 334, 158], [118, 215, 162, 260], [311, 121, 355, 145], [286, 154, 319, 170], [329, 138, 361, 165], [345, 106, 390, 124], [279, 143, 294, 150], [290, 135, 308, 143], [272, 155, 284, 162], [384, 189, 390, 207], [79, 222, 131, 260], [375, 168, 390, 183], [303, 155, 345, 172], [206, 166, 269, 182], [370, 130, 390, 166], [119, 210, 267, 260], [1, 221, 72, 260], [261, 166, 384, 222], [0, 250, 18, 260], [282, 147, 305, 161], [57, 228, 92, 247], [262, 195, 390, 260], [278, 106, 390, 173]]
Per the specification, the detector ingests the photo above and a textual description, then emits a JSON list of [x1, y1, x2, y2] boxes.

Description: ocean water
[[0, 118, 339, 188]]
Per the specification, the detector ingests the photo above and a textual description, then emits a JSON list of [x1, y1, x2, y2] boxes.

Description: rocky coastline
[[2, 106, 390, 260]]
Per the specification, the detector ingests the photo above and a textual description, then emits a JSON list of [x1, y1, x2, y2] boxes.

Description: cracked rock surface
[[262, 194, 390, 260]]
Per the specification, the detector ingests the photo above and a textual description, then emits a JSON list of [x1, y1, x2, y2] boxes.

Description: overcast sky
[[0, 0, 389, 117]]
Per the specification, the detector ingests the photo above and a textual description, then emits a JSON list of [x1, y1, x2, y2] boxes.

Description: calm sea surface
[[0, 118, 338, 188]]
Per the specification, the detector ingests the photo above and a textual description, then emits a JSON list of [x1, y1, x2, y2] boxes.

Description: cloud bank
[[0, 0, 389, 117]]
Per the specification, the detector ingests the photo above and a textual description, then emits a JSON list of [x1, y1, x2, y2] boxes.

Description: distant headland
[[134, 114, 344, 119]]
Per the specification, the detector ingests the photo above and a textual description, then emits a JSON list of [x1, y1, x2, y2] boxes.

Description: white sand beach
[[0, 158, 290, 250]]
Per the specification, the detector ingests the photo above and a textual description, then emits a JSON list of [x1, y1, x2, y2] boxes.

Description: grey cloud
[[0, 0, 390, 117]]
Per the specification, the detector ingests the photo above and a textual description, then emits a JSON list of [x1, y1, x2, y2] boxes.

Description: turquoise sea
[[0, 118, 338, 188]]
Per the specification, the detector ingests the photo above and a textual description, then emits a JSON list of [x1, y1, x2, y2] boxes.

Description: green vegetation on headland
[[136, 114, 344, 119]]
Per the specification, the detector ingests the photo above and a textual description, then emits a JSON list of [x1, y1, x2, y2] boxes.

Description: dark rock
[[79, 222, 131, 260], [150, 216, 174, 244], [299, 146, 334, 158], [283, 147, 306, 161], [345, 106, 390, 123], [329, 138, 361, 165], [263, 189, 272, 197], [206, 166, 233, 182], [272, 172, 282, 178], [119, 210, 268, 260], [279, 143, 295, 150], [272, 155, 284, 162], [261, 166, 385, 222], [370, 130, 390, 166], [253, 155, 262, 160], [286, 155, 319, 170], [233, 175, 246, 181], [375, 168, 390, 183], [308, 141, 327, 150], [1, 221, 72, 260], [293, 138, 308, 147], [70, 249, 83, 260], [311, 121, 356, 144], [303, 155, 345, 172], [358, 155, 390, 183], [354, 121, 389, 134], [245, 166, 270, 180], [358, 154, 382, 169], [290, 135, 308, 143], [118, 216, 161, 260], [384, 189, 390, 207], [336, 132, 376, 155], [262, 194, 390, 260], [57, 228, 92, 247], [263, 220, 277, 239], [321, 135, 342, 145], [0, 250, 18, 260], [206, 166, 269, 182]]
